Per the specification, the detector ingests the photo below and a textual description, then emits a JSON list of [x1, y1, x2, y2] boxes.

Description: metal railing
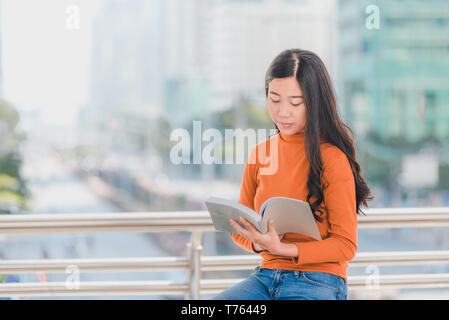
[[1, 207, 449, 299]]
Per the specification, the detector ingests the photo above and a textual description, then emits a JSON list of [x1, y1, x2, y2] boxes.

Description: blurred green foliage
[[360, 129, 448, 191], [150, 114, 173, 162], [0, 99, 29, 214], [212, 98, 272, 130], [439, 164, 449, 190]]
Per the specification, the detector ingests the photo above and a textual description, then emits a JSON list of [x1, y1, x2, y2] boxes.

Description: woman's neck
[[278, 130, 305, 143]]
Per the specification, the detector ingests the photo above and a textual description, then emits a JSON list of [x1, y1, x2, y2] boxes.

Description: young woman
[[211, 48, 373, 300]]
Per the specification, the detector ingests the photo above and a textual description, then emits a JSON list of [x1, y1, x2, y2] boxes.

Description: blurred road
[[0, 142, 185, 299]]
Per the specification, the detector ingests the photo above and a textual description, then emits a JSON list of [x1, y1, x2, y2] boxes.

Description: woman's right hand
[[253, 233, 284, 252]]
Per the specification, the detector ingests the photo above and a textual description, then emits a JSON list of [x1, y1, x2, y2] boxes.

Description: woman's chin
[[279, 127, 296, 134]]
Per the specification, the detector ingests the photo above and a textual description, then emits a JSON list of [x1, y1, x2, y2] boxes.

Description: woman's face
[[267, 76, 307, 135]]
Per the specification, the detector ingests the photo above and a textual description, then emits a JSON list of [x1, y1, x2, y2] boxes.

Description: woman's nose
[[278, 104, 290, 117]]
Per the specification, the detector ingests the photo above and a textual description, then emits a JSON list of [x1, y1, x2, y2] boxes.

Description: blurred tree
[[243, 101, 272, 129], [357, 147, 392, 188], [150, 114, 173, 163], [216, 108, 234, 129], [438, 164, 449, 190], [212, 98, 272, 131], [366, 129, 440, 153], [0, 99, 29, 214]]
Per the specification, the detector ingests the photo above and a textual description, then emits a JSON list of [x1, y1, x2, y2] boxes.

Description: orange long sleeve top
[[231, 130, 358, 279]]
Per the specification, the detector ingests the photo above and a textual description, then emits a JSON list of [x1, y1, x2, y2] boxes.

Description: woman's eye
[[271, 97, 302, 106]]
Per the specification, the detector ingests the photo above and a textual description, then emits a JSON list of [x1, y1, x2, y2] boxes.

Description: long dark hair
[[265, 48, 373, 222]]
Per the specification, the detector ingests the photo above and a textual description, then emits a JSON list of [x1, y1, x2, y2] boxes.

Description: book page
[[259, 197, 277, 216], [260, 198, 321, 240], [205, 197, 262, 234]]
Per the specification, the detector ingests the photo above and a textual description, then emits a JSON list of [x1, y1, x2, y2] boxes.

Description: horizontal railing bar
[[2, 273, 449, 298], [0, 212, 214, 234], [1, 208, 449, 234], [2, 207, 447, 223], [2, 250, 449, 274], [347, 273, 449, 289], [0, 224, 215, 234], [3, 220, 449, 234], [356, 207, 449, 215], [0, 257, 190, 274], [201, 255, 262, 271], [0, 281, 189, 297], [199, 273, 449, 294], [350, 250, 449, 266], [200, 250, 449, 270], [356, 215, 449, 228], [0, 211, 212, 222]]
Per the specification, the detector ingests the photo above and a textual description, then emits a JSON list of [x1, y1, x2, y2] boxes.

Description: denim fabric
[[211, 266, 347, 300]]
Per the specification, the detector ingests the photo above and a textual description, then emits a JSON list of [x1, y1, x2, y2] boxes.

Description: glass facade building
[[338, 0, 449, 143]]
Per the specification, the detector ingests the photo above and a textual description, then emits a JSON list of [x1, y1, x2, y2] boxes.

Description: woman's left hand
[[229, 216, 284, 255]]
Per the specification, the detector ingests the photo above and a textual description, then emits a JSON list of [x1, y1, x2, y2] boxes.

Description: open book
[[204, 196, 322, 241]]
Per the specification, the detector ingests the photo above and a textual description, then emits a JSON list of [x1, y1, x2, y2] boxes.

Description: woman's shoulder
[[320, 143, 353, 180], [320, 142, 349, 167]]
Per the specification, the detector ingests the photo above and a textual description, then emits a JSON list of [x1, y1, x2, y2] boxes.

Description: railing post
[[185, 241, 193, 300], [186, 231, 203, 300]]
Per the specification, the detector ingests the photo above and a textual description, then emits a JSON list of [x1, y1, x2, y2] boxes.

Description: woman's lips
[[280, 122, 293, 128]]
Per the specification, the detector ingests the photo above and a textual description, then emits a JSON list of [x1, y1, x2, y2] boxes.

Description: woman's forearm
[[276, 243, 299, 258]]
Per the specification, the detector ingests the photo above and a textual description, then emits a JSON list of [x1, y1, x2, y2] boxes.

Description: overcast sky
[[1, 0, 102, 126]]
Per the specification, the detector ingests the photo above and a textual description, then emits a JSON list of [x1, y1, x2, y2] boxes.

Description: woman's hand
[[229, 216, 284, 255]]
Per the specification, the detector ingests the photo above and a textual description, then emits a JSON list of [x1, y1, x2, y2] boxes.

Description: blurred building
[[161, 0, 213, 128], [83, 0, 340, 129], [0, 1, 3, 98], [80, 0, 164, 153], [161, 0, 339, 126], [208, 0, 338, 112], [338, 0, 449, 142], [88, 0, 163, 116], [82, 0, 213, 143]]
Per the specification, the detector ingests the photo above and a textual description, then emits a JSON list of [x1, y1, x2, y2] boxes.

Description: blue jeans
[[211, 266, 347, 300]]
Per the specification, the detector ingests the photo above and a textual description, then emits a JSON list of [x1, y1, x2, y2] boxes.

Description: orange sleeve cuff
[[291, 242, 307, 265], [251, 242, 265, 254], [290, 237, 357, 265], [230, 232, 260, 254]]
